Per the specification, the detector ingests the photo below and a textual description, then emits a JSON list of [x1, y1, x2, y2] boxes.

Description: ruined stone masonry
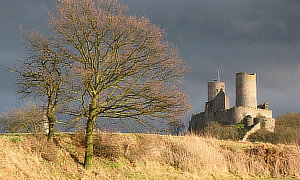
[[188, 72, 275, 134]]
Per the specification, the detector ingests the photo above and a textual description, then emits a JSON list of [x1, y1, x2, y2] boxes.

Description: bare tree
[[45, 0, 191, 168], [0, 102, 45, 133], [169, 120, 186, 136], [13, 30, 71, 141]]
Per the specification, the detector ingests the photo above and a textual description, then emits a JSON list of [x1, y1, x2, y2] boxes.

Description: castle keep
[[189, 72, 275, 133]]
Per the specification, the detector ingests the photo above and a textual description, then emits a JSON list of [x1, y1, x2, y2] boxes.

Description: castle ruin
[[188, 72, 275, 134]]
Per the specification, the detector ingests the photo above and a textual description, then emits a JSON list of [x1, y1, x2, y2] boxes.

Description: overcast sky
[[1, 0, 300, 121]]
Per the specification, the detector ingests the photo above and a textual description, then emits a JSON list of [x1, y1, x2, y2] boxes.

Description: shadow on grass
[[53, 137, 84, 166]]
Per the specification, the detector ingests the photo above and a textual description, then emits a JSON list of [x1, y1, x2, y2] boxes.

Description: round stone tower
[[235, 72, 257, 108], [208, 81, 225, 101]]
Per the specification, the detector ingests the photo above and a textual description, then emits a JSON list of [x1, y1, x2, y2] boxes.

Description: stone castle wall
[[205, 90, 230, 114], [190, 106, 274, 130], [190, 112, 205, 132], [231, 106, 272, 123], [262, 118, 275, 132]]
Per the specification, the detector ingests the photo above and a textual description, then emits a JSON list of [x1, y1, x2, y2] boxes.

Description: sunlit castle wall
[[208, 81, 225, 102], [235, 72, 257, 108]]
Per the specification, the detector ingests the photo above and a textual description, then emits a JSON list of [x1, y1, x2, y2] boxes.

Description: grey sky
[[0, 0, 299, 120]]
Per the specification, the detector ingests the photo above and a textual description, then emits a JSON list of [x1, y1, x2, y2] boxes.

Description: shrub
[[199, 122, 246, 140], [30, 136, 58, 162], [93, 134, 123, 160], [248, 129, 279, 144]]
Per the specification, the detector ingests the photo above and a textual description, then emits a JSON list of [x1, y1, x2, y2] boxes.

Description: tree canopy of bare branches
[[13, 29, 71, 140], [15, 0, 190, 169], [49, 0, 190, 168]]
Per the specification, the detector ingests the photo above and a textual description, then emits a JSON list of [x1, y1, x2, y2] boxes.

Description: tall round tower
[[235, 72, 257, 108], [208, 81, 225, 101]]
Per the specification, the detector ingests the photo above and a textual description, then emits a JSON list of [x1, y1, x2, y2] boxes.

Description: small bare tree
[[13, 30, 71, 141], [169, 120, 186, 136], [0, 102, 45, 133]]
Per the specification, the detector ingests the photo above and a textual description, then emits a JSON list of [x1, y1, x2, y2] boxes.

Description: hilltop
[[0, 133, 299, 180]]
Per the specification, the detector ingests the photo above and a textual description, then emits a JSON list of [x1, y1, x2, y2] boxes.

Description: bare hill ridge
[[0, 133, 299, 179]]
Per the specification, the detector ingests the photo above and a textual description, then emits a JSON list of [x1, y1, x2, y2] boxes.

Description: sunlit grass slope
[[0, 133, 299, 179]]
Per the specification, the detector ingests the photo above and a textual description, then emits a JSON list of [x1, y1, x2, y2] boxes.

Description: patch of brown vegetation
[[223, 142, 300, 178], [0, 133, 299, 179]]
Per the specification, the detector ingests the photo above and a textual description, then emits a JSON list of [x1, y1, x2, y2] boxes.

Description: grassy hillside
[[0, 133, 299, 180]]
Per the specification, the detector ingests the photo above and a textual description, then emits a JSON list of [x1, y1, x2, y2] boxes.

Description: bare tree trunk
[[84, 98, 97, 169], [47, 114, 54, 141], [46, 96, 55, 141]]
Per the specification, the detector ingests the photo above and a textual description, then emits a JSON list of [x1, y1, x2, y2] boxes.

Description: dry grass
[[222, 141, 300, 178], [0, 133, 299, 179]]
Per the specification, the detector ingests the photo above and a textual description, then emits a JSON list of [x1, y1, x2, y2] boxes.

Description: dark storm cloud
[[0, 0, 54, 66], [0, 0, 299, 119], [124, 0, 300, 116], [0, 0, 54, 109]]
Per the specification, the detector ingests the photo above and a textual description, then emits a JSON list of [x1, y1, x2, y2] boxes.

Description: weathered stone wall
[[189, 106, 274, 132], [231, 106, 273, 123], [262, 118, 275, 132], [214, 108, 235, 124], [189, 112, 205, 131], [212, 107, 272, 124], [205, 90, 230, 114], [243, 122, 261, 141]]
